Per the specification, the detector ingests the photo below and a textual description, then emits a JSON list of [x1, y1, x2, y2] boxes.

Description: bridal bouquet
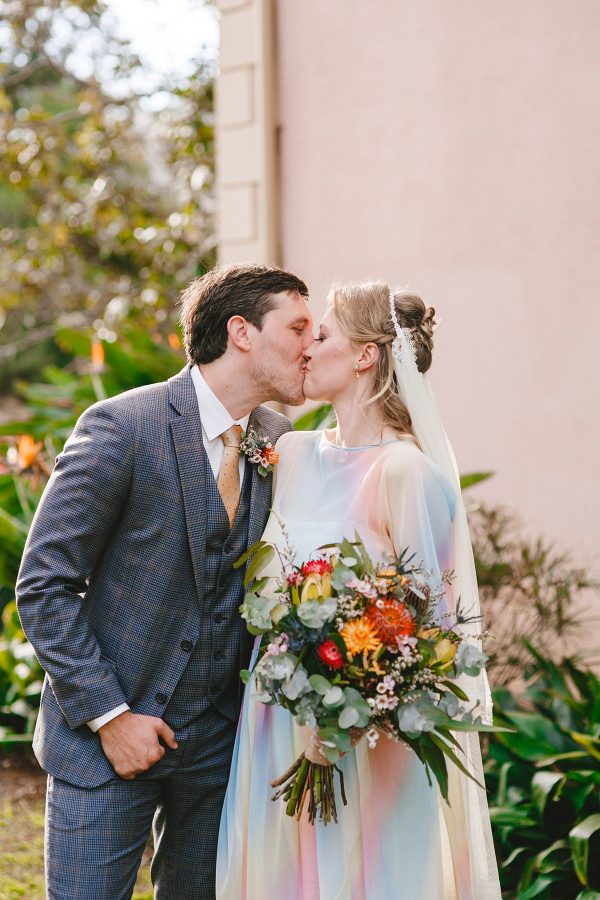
[[236, 529, 503, 825]]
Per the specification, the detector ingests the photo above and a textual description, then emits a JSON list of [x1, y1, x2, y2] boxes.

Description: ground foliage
[[0, 0, 215, 388], [487, 647, 600, 899]]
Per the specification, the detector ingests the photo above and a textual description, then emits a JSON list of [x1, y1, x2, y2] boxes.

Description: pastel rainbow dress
[[216, 429, 501, 900]]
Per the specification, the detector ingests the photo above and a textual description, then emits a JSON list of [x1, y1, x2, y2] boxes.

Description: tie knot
[[221, 424, 242, 449]]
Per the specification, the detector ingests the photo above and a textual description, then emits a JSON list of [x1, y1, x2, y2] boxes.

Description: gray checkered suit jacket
[[16, 364, 292, 787]]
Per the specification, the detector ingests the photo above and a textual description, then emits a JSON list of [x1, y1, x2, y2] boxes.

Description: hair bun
[[420, 306, 437, 340], [393, 291, 436, 373]]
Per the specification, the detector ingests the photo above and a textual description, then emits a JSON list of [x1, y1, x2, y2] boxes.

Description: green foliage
[[0, 0, 214, 387], [460, 471, 493, 490], [486, 648, 600, 897], [470, 505, 598, 685], [293, 403, 335, 431], [0, 600, 44, 743]]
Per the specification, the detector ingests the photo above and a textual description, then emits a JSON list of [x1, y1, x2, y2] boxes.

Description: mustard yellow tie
[[217, 425, 243, 528]]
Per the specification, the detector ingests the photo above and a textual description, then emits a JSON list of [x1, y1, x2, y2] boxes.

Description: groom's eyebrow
[[289, 315, 311, 327]]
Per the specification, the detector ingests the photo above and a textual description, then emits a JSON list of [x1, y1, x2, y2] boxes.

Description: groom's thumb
[[156, 719, 178, 750]]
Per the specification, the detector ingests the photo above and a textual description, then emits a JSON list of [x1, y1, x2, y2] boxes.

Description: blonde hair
[[328, 280, 437, 440]]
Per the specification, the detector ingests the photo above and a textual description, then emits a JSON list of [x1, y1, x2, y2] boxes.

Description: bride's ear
[[357, 342, 379, 373]]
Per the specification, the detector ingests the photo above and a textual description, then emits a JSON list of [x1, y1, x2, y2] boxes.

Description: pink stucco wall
[[275, 0, 600, 562]]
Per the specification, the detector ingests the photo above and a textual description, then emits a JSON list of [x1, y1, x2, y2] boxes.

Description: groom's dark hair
[[179, 263, 309, 365]]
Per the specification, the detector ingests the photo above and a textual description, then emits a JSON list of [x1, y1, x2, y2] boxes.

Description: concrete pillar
[[215, 0, 279, 265]]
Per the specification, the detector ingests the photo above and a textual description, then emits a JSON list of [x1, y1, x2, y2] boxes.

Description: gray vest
[[164, 448, 253, 728]]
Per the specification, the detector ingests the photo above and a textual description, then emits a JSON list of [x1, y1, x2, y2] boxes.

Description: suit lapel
[[168, 373, 281, 588], [168, 366, 207, 598], [246, 408, 275, 547]]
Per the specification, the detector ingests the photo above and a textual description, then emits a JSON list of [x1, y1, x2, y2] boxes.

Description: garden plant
[[487, 646, 600, 899]]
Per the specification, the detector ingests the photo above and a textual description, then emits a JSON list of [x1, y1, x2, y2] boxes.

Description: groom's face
[[250, 290, 313, 405]]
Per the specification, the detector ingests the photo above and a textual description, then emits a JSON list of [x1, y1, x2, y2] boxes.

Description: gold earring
[[355, 362, 361, 378]]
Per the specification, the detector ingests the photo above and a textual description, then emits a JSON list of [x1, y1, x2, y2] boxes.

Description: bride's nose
[[303, 340, 317, 360]]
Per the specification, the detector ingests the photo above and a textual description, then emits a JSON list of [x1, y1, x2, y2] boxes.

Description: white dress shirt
[[88, 366, 250, 732]]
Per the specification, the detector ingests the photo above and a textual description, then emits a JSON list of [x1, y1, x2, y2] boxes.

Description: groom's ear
[[226, 315, 253, 353]]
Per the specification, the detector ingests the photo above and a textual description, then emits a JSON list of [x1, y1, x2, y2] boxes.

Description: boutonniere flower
[[240, 427, 279, 478]]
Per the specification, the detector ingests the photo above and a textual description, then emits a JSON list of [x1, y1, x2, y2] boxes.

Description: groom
[[16, 263, 313, 899]]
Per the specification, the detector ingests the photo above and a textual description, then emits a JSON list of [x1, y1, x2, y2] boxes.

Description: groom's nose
[[301, 329, 315, 353]]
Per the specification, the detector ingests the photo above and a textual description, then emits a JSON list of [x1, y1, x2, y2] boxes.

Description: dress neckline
[[320, 430, 401, 452]]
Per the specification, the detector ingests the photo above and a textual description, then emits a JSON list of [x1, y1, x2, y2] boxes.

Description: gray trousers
[[44, 707, 237, 900]]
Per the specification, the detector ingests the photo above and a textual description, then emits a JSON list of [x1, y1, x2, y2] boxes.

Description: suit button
[[213, 650, 224, 661], [224, 543, 232, 554], [210, 685, 218, 695], [181, 640, 193, 652], [155, 692, 167, 704], [214, 614, 224, 624]]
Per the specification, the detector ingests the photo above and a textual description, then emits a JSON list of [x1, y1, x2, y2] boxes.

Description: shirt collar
[[190, 365, 250, 441]]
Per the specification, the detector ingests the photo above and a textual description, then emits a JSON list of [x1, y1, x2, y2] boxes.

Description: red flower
[[317, 639, 344, 670], [302, 558, 333, 577]]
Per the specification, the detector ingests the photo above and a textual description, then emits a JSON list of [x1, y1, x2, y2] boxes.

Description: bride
[[216, 281, 501, 900]]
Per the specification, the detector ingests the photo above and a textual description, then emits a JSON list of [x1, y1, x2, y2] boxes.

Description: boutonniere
[[240, 427, 279, 478]]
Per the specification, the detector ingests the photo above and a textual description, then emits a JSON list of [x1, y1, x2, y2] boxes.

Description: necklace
[[327, 426, 388, 449]]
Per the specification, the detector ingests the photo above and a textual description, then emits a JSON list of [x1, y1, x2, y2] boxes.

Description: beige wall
[[273, 0, 600, 559], [216, 0, 600, 561]]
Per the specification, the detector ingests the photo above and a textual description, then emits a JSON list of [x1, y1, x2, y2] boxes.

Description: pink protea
[[317, 639, 344, 671], [302, 558, 333, 577]]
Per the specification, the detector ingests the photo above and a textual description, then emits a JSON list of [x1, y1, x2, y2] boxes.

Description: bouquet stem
[[271, 754, 347, 825]]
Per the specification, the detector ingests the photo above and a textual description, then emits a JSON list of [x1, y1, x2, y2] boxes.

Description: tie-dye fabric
[[217, 429, 501, 900]]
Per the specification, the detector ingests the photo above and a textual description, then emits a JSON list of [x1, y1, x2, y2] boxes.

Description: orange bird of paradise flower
[[17, 434, 44, 470]]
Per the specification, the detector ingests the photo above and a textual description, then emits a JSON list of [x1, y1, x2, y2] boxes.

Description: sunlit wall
[[272, 0, 600, 559]]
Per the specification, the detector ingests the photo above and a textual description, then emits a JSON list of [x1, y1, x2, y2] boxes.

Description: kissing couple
[[17, 263, 501, 899]]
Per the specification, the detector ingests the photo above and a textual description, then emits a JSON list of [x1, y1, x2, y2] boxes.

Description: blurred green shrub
[[0, 0, 215, 388], [487, 647, 600, 899], [0, 598, 44, 743], [471, 505, 597, 686]]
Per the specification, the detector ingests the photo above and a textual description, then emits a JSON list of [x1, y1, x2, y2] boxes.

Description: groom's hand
[[98, 711, 178, 779]]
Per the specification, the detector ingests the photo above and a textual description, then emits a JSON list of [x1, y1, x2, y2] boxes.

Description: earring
[[355, 362, 361, 378]]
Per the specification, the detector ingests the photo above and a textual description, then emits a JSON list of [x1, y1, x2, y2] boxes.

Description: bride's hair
[[328, 280, 437, 440]]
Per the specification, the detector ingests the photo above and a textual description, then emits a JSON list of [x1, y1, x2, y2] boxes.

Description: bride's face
[[302, 309, 358, 402]]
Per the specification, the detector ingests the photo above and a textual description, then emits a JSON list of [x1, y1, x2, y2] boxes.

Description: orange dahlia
[[365, 600, 415, 645], [340, 617, 381, 657]]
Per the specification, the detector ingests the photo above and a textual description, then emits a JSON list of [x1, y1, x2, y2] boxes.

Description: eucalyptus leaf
[[331, 564, 356, 591], [309, 674, 332, 695], [338, 706, 360, 729], [324, 744, 340, 764]]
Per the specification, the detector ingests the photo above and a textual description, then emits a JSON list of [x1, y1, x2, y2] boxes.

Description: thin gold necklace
[[330, 426, 387, 448]]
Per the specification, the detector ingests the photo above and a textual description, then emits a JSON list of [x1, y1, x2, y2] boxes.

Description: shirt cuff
[[87, 703, 130, 733]]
